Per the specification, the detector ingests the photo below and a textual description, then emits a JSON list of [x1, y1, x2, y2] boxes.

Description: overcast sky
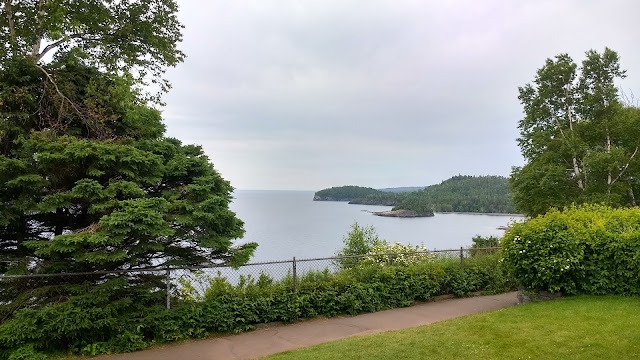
[[161, 0, 640, 191]]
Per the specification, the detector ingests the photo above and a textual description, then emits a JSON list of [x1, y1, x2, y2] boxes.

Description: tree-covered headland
[[314, 175, 516, 214]]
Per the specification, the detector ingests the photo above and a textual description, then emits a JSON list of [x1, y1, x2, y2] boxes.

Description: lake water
[[230, 190, 523, 262]]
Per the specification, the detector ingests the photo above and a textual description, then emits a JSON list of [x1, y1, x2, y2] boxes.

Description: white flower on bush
[[361, 241, 432, 266]]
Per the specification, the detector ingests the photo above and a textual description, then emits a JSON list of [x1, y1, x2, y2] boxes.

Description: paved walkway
[[102, 292, 518, 360]]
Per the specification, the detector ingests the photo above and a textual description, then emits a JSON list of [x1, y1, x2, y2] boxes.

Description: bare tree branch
[[610, 146, 639, 187], [34, 63, 83, 118], [36, 33, 98, 61], [36, 64, 116, 140], [619, 88, 639, 107], [37, 38, 70, 61]]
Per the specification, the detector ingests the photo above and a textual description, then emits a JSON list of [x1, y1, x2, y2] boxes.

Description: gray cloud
[[162, 0, 640, 190]]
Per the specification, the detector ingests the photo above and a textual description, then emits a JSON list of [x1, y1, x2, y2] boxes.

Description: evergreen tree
[[0, 1, 256, 305]]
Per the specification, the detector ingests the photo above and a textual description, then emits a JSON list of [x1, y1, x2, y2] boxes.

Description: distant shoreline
[[371, 209, 434, 218], [362, 210, 523, 217], [436, 211, 525, 217]]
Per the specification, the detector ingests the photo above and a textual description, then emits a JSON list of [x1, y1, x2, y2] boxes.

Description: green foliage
[[334, 223, 384, 269], [361, 242, 430, 267], [340, 175, 516, 213], [470, 235, 500, 257], [0, 0, 184, 98], [0, 254, 513, 358], [0, 278, 162, 358], [0, 94, 256, 300], [0, 0, 255, 320], [502, 204, 640, 295], [6, 345, 48, 360], [395, 176, 516, 214], [313, 186, 383, 201], [510, 48, 640, 216], [391, 202, 434, 216]]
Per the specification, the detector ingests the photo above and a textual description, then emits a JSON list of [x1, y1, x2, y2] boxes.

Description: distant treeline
[[314, 175, 517, 214], [313, 185, 381, 201]]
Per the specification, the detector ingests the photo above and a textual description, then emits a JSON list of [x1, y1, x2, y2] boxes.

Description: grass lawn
[[266, 296, 640, 360]]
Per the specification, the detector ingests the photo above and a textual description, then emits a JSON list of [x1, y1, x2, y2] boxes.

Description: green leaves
[[511, 48, 640, 216], [335, 223, 384, 269], [1, 47, 250, 302], [1, 0, 184, 98], [323, 176, 516, 214], [0, 255, 512, 358], [502, 204, 640, 295], [0, 5, 257, 359]]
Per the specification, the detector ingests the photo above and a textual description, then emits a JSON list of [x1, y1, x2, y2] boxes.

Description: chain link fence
[[1, 247, 500, 318]]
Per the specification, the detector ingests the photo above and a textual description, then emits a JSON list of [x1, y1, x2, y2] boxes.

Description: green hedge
[[502, 204, 640, 295], [0, 255, 513, 359]]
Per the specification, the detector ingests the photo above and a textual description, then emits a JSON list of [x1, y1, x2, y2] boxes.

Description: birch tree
[[1, 0, 184, 96], [510, 48, 640, 216]]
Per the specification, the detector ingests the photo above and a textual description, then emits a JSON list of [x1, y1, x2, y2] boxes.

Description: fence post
[[292, 257, 297, 293], [165, 268, 171, 310], [459, 247, 464, 271]]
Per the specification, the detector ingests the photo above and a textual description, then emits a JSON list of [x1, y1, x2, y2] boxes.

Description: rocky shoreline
[[371, 209, 435, 218]]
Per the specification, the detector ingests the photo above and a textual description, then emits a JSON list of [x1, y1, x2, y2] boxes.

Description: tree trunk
[[4, 0, 16, 51], [54, 208, 64, 236], [30, 0, 48, 58], [573, 158, 584, 190], [566, 88, 584, 190], [16, 214, 26, 254], [607, 130, 612, 188]]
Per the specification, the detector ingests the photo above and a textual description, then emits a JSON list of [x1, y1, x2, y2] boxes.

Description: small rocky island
[[313, 186, 435, 217], [372, 209, 434, 218]]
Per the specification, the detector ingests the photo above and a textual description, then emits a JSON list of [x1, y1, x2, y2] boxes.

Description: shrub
[[361, 241, 431, 266], [501, 204, 640, 295], [0, 253, 513, 358], [469, 235, 500, 257], [0, 278, 161, 358], [335, 223, 384, 269]]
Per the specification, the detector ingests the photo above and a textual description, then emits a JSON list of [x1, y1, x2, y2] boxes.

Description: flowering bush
[[502, 204, 640, 295], [361, 241, 432, 267]]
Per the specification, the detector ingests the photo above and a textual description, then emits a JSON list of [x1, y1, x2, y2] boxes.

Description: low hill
[[314, 176, 516, 214], [313, 186, 382, 201], [393, 175, 516, 214], [378, 186, 426, 193]]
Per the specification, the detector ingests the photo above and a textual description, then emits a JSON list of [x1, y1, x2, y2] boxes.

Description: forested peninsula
[[313, 175, 516, 215]]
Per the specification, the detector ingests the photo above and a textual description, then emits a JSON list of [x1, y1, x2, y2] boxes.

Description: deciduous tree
[[510, 48, 640, 216]]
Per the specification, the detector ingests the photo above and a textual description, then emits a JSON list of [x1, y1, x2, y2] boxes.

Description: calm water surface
[[230, 190, 523, 262]]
